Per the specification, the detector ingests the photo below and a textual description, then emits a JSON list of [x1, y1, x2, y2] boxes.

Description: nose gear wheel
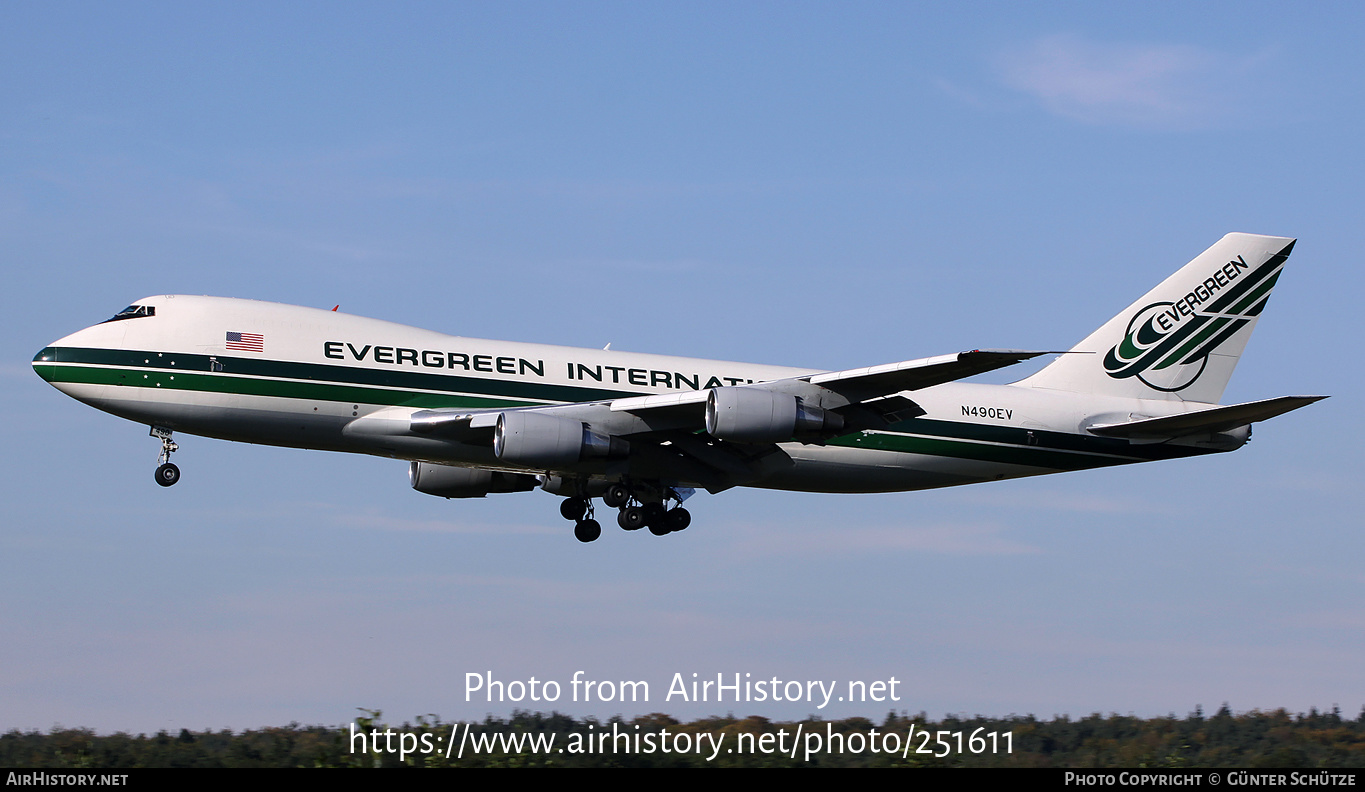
[[150, 426, 181, 487]]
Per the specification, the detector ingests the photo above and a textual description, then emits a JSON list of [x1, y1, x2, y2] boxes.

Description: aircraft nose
[[32, 346, 58, 383]]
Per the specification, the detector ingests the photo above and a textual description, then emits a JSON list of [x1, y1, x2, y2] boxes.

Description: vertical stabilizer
[[1018, 233, 1296, 404]]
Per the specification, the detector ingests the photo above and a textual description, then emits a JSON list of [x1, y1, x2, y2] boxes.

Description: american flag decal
[[225, 331, 264, 352]]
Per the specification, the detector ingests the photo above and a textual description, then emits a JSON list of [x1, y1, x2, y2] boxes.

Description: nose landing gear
[[155, 463, 181, 487], [151, 426, 180, 487]]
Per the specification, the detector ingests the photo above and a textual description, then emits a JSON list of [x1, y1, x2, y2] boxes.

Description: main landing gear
[[559, 480, 691, 543], [151, 425, 180, 487], [560, 496, 603, 543]]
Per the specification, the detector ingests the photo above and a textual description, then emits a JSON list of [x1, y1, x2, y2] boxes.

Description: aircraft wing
[[608, 349, 1046, 489], [1087, 395, 1327, 439], [611, 349, 1046, 419], [401, 349, 1047, 492], [805, 348, 1046, 398]]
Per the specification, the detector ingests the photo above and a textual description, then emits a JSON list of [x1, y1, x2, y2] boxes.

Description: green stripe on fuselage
[[35, 346, 1217, 470], [834, 418, 1209, 468], [35, 346, 631, 404], [829, 431, 1131, 471], [36, 361, 534, 411]]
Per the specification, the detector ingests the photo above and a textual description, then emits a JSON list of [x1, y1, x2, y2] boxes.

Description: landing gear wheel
[[150, 426, 180, 487], [618, 506, 646, 531], [648, 521, 671, 536], [155, 463, 181, 487], [574, 519, 602, 543], [603, 484, 629, 509], [665, 507, 691, 532], [642, 502, 665, 524], [560, 497, 589, 521]]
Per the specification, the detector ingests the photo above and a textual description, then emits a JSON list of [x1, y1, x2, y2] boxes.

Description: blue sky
[[1, 2, 1360, 733]]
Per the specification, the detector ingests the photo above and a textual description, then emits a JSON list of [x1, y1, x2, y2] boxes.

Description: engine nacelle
[[409, 462, 539, 499], [538, 475, 610, 497], [704, 387, 843, 443], [493, 410, 629, 468]]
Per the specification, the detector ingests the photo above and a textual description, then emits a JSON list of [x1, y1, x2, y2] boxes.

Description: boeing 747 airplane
[[33, 233, 1324, 542]]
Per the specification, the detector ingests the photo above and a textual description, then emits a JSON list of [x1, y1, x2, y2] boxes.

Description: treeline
[[3, 706, 1364, 768]]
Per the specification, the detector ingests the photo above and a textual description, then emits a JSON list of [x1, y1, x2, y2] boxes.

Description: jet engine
[[493, 411, 629, 468], [409, 462, 539, 498], [705, 387, 844, 443]]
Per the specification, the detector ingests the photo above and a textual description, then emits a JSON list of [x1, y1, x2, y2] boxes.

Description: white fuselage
[[34, 295, 1226, 494]]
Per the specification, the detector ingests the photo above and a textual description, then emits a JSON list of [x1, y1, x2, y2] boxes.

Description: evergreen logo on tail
[[1103, 252, 1285, 392]]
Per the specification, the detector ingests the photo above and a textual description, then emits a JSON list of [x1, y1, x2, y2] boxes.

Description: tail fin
[[1018, 233, 1296, 404]]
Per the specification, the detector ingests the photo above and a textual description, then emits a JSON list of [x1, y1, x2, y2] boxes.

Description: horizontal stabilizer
[[1088, 395, 1326, 439]]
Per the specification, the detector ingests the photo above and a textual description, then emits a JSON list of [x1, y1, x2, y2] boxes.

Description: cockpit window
[[103, 304, 156, 323]]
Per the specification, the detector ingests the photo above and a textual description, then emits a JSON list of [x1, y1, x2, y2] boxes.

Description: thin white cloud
[[998, 34, 1268, 129], [530, 255, 709, 276], [946, 487, 1163, 515], [334, 511, 556, 535], [931, 76, 993, 110], [0, 363, 39, 380], [731, 520, 1040, 557]]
